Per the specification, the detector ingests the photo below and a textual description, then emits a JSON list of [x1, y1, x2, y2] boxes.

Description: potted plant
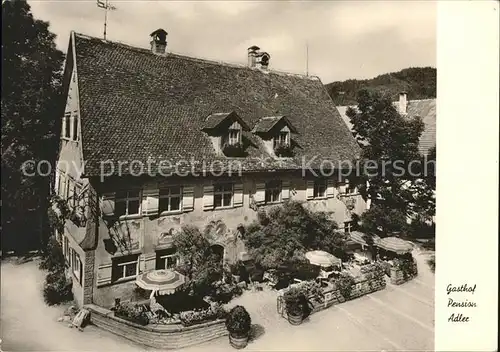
[[225, 305, 252, 349], [283, 287, 307, 325]]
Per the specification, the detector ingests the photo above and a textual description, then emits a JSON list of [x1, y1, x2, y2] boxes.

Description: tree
[[346, 89, 433, 235], [1, 0, 65, 253], [173, 225, 225, 296], [244, 201, 347, 269]]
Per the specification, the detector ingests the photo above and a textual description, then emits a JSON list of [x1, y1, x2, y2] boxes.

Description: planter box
[[85, 304, 227, 349]]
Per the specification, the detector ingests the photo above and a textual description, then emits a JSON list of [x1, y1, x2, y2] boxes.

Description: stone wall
[[390, 262, 418, 285], [85, 304, 228, 350]]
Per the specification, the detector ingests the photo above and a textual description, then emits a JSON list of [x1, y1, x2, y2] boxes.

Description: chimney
[[258, 52, 271, 70], [247, 45, 260, 68], [150, 28, 168, 55], [398, 91, 408, 115]]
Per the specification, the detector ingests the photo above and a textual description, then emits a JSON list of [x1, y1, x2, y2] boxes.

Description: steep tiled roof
[[73, 33, 360, 176], [336, 99, 436, 156]]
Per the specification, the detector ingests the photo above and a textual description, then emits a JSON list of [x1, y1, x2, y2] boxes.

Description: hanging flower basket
[[274, 143, 294, 158], [223, 142, 246, 157]]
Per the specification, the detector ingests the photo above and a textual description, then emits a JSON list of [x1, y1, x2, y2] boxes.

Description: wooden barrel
[[287, 313, 303, 326], [229, 334, 248, 349]]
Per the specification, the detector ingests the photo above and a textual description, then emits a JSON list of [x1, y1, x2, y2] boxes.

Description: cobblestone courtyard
[[1, 248, 434, 351]]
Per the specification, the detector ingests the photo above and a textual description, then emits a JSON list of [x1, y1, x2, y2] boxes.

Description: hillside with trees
[[325, 67, 436, 105]]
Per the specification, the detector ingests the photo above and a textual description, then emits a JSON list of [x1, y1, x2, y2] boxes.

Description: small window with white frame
[[227, 129, 241, 146], [64, 112, 71, 139], [156, 248, 179, 270], [273, 131, 290, 148], [71, 249, 82, 283], [72, 113, 78, 141], [115, 190, 141, 217], [265, 180, 282, 204], [159, 186, 182, 214], [111, 254, 139, 282], [214, 183, 233, 208], [313, 179, 327, 199]]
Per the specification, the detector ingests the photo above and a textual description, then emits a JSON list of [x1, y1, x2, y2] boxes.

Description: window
[[112, 255, 139, 282], [344, 221, 353, 233], [313, 179, 327, 199], [159, 186, 182, 213], [71, 249, 82, 283], [63, 236, 69, 262], [64, 113, 71, 139], [227, 129, 241, 145], [214, 183, 233, 208], [72, 114, 78, 141], [156, 248, 179, 270], [273, 131, 289, 148], [265, 180, 282, 204], [345, 183, 357, 195], [115, 190, 141, 217], [65, 177, 71, 201]]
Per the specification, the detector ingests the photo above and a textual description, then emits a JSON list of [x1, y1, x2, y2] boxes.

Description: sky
[[29, 0, 436, 83]]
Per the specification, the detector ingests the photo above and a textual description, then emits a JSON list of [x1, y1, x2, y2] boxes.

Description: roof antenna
[[306, 41, 309, 76], [96, 0, 117, 40]]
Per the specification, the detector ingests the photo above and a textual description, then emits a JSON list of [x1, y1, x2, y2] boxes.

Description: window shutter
[[306, 180, 315, 199], [79, 259, 83, 283], [326, 179, 335, 198], [96, 263, 112, 286], [254, 182, 266, 204], [282, 180, 291, 200], [142, 189, 159, 216], [233, 183, 243, 207], [101, 192, 115, 217], [203, 185, 214, 211], [68, 180, 75, 208], [182, 186, 194, 212], [143, 253, 156, 272]]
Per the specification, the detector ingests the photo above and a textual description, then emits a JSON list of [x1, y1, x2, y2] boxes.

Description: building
[[55, 29, 366, 308], [336, 93, 436, 156]]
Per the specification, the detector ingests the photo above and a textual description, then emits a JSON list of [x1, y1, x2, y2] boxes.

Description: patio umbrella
[[349, 231, 381, 247], [376, 237, 413, 255], [136, 269, 186, 296], [305, 250, 341, 267]]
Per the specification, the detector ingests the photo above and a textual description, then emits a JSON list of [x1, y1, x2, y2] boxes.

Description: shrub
[[335, 273, 356, 300], [114, 303, 150, 326], [39, 236, 66, 272], [211, 282, 243, 304], [393, 256, 418, 280], [43, 269, 73, 305], [427, 255, 435, 273], [360, 262, 385, 280], [283, 287, 311, 318], [225, 305, 252, 338], [179, 304, 227, 327]]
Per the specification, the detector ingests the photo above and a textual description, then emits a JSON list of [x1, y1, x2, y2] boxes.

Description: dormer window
[[201, 111, 251, 157], [253, 116, 298, 158]]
